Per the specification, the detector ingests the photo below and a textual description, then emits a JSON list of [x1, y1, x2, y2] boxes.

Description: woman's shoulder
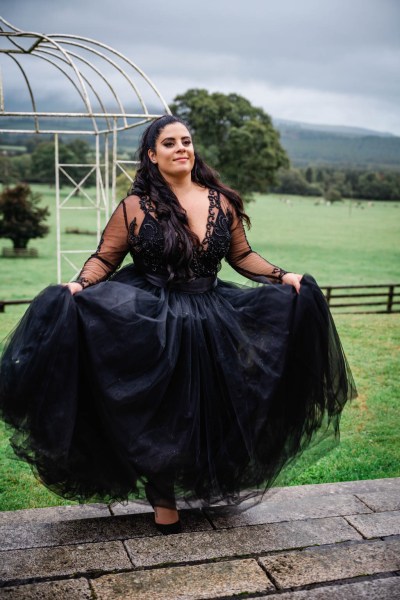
[[114, 194, 145, 228], [121, 193, 142, 209], [121, 193, 149, 215]]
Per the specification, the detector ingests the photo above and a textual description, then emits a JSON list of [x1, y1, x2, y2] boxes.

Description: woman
[[0, 115, 356, 535]]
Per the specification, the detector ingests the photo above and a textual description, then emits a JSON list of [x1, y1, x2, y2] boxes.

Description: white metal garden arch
[[0, 17, 171, 282]]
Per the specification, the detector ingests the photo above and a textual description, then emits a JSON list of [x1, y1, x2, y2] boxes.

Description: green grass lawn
[[1, 188, 399, 299], [0, 187, 399, 510]]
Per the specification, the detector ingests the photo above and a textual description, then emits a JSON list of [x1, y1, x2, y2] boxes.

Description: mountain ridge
[[273, 118, 396, 138]]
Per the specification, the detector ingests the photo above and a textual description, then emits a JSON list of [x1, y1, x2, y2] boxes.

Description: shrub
[[0, 183, 49, 250]]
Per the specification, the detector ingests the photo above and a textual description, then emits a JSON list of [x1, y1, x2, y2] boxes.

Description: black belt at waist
[[144, 273, 217, 294]]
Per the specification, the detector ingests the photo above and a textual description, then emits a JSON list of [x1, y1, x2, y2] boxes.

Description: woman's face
[[148, 122, 195, 179]]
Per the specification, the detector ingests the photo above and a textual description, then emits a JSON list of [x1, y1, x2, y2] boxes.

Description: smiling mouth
[[174, 157, 188, 161]]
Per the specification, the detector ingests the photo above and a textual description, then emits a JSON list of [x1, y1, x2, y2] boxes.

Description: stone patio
[[0, 477, 399, 599]]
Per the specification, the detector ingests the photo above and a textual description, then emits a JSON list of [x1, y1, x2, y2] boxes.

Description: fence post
[[325, 287, 332, 307], [387, 285, 394, 313]]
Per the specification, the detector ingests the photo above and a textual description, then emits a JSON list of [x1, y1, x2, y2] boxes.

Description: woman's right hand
[[281, 272, 303, 294], [63, 282, 83, 295]]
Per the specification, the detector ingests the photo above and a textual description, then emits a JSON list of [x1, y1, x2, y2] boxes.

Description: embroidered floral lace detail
[[139, 196, 156, 214], [271, 266, 288, 282], [76, 277, 91, 289], [129, 213, 166, 274], [191, 190, 231, 277], [128, 189, 232, 279], [199, 188, 219, 249]]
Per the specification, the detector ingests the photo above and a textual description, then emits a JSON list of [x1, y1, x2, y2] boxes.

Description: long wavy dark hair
[[131, 114, 250, 281]]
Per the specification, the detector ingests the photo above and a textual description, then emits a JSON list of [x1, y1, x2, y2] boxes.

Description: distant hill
[[274, 118, 395, 138], [1, 115, 400, 171], [273, 119, 400, 170]]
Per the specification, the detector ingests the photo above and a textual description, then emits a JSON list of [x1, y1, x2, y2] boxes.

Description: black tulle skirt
[[0, 266, 356, 506]]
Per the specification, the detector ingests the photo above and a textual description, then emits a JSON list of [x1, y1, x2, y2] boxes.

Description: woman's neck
[[163, 173, 196, 197]]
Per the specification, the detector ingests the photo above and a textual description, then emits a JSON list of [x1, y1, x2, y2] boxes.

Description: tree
[[0, 184, 49, 249], [324, 187, 342, 203], [116, 169, 137, 199], [305, 166, 313, 183], [171, 89, 289, 200], [31, 141, 71, 184], [0, 155, 19, 185], [66, 139, 92, 163], [31, 139, 95, 187], [25, 135, 50, 154], [273, 169, 321, 196], [11, 154, 32, 182]]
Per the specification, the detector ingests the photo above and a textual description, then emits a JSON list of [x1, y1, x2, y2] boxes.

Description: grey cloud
[[1, 0, 399, 133]]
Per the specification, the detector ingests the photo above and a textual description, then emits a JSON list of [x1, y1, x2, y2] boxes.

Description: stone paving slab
[[1, 478, 399, 598], [0, 514, 153, 552], [0, 509, 211, 551], [0, 503, 110, 526], [355, 490, 400, 512], [258, 576, 400, 599], [206, 493, 372, 528], [259, 537, 400, 589], [0, 541, 132, 586], [0, 577, 92, 599], [92, 558, 274, 599], [125, 516, 361, 567], [345, 511, 400, 539], [262, 477, 400, 501]]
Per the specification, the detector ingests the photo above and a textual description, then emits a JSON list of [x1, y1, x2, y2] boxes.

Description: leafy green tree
[[11, 154, 32, 182], [324, 187, 342, 203], [344, 170, 359, 196], [0, 156, 19, 185], [0, 184, 49, 249], [305, 166, 313, 183], [31, 141, 73, 184], [25, 136, 50, 154], [67, 139, 93, 164], [171, 89, 289, 200], [31, 139, 95, 187], [116, 169, 137, 199], [358, 173, 391, 199], [273, 169, 321, 196]]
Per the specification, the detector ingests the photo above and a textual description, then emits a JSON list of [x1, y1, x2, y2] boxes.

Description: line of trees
[[0, 138, 95, 186], [272, 167, 400, 200]]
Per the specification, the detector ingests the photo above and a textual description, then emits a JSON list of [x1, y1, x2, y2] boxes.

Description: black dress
[[0, 190, 356, 506]]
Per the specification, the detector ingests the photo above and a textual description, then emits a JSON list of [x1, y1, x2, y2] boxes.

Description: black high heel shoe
[[145, 483, 182, 535]]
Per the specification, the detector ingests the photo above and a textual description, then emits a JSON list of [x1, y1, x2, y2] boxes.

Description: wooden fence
[[0, 283, 399, 314], [0, 299, 33, 313], [321, 283, 400, 314]]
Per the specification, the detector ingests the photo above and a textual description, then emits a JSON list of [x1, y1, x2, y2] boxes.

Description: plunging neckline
[[135, 189, 221, 250]]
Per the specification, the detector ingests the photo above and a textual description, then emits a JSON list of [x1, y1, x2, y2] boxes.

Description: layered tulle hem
[[0, 268, 356, 507]]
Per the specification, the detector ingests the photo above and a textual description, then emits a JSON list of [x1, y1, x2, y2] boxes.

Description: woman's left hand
[[281, 272, 303, 294]]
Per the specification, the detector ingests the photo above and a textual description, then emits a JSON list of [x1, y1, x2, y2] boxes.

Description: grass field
[[0, 187, 399, 510], [1, 187, 399, 299]]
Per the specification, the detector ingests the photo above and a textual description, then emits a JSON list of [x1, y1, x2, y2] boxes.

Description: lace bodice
[[76, 189, 288, 288]]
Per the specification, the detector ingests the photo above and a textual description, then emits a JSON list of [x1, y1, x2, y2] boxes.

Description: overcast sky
[[1, 0, 400, 135]]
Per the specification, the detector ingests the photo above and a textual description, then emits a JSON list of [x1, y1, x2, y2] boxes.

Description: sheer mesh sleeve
[[226, 206, 289, 284], [76, 198, 135, 288]]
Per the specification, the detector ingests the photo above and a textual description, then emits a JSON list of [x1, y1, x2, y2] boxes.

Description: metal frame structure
[[0, 17, 171, 282]]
